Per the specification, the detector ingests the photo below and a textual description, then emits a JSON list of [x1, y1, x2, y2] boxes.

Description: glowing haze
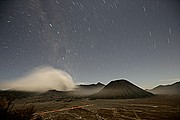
[[0, 66, 75, 92]]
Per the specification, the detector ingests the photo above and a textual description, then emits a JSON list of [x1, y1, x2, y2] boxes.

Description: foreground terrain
[[13, 94, 180, 120]]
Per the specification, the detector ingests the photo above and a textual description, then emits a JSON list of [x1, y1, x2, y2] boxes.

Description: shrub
[[0, 97, 40, 120]]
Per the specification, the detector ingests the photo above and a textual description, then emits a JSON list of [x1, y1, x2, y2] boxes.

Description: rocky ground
[[13, 94, 180, 120]]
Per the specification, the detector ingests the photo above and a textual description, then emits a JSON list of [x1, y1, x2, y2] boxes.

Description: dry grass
[[0, 97, 41, 120], [1, 94, 180, 120]]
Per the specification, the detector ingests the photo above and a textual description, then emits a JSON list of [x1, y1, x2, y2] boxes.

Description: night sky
[[0, 0, 180, 88]]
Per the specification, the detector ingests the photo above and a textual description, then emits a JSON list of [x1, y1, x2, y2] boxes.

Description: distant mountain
[[74, 82, 105, 96], [150, 81, 180, 94], [0, 90, 38, 100], [78, 82, 104, 88], [93, 79, 153, 99]]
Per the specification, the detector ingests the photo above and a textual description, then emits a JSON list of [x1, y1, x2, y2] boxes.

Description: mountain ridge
[[74, 82, 105, 96], [150, 81, 180, 94]]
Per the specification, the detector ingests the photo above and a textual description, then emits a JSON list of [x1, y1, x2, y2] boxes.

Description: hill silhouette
[[93, 79, 153, 99], [150, 81, 180, 94], [0, 90, 38, 100], [74, 82, 105, 96]]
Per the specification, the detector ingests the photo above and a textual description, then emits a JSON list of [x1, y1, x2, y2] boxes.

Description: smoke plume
[[0, 66, 75, 92]]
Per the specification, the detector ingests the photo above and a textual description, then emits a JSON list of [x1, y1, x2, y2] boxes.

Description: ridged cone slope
[[93, 80, 153, 99]]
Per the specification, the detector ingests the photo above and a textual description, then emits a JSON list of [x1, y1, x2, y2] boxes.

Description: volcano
[[93, 79, 153, 99]]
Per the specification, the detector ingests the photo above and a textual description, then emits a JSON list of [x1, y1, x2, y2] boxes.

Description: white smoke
[[0, 66, 75, 92]]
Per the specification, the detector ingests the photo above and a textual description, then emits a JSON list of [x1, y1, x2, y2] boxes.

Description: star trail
[[0, 0, 180, 88]]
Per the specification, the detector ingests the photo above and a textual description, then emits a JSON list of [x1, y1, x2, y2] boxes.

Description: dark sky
[[0, 0, 180, 88]]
